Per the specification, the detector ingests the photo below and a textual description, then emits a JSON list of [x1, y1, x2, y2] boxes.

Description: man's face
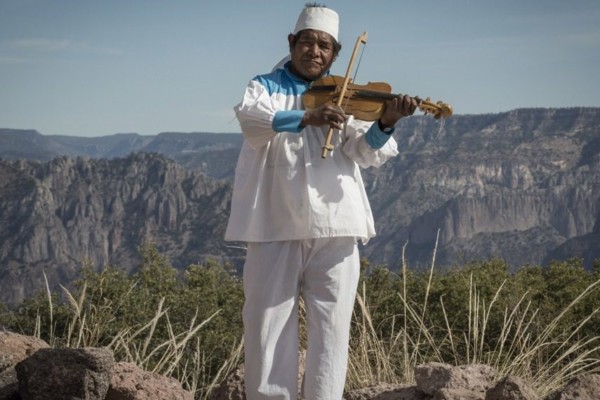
[[288, 29, 338, 81]]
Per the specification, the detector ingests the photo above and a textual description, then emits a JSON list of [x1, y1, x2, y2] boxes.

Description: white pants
[[242, 237, 360, 400]]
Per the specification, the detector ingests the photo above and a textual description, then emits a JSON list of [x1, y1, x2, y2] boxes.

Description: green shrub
[[2, 245, 598, 398]]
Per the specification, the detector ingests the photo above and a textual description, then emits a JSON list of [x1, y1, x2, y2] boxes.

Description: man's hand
[[378, 95, 419, 130], [302, 104, 347, 130]]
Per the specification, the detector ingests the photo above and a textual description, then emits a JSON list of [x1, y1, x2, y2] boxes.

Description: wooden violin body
[[304, 75, 453, 121]]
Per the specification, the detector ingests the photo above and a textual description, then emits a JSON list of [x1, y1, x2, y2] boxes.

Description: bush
[[1, 243, 244, 397], [2, 245, 598, 398]]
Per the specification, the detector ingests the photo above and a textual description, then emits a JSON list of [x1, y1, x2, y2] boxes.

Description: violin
[[310, 32, 453, 158], [304, 75, 453, 122]]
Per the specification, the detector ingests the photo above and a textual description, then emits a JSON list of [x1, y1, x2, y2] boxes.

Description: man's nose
[[307, 43, 320, 55]]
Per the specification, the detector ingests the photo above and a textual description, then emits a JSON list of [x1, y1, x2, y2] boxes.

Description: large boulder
[[15, 347, 114, 400], [0, 332, 49, 365], [0, 331, 49, 400]]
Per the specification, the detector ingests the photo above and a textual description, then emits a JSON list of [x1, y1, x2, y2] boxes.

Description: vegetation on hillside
[[1, 243, 599, 398]]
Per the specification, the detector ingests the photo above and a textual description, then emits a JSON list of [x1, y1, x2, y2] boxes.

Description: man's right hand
[[302, 104, 347, 130]]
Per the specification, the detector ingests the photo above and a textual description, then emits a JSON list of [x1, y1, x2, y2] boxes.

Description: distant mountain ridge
[[1, 107, 599, 304], [0, 129, 243, 178]]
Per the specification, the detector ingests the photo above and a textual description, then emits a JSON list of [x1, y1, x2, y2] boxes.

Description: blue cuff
[[272, 110, 305, 133], [365, 122, 395, 149]]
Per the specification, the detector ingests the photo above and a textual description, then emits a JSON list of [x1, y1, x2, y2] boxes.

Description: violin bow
[[321, 32, 368, 158]]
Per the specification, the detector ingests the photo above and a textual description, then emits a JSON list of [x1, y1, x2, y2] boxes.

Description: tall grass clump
[[2, 243, 244, 399], [346, 253, 600, 396]]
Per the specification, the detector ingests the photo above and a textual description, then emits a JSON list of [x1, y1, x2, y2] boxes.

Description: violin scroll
[[418, 97, 453, 119]]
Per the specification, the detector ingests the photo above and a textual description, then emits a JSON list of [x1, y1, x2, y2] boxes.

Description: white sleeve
[[341, 118, 399, 168], [233, 80, 277, 149]]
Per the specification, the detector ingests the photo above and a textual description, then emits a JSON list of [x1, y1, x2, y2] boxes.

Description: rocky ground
[[2, 330, 599, 400]]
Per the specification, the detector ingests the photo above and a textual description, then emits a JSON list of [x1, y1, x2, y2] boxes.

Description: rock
[[106, 361, 193, 400], [0, 331, 49, 400], [212, 351, 306, 400], [415, 362, 452, 396], [344, 384, 429, 400], [545, 374, 600, 400], [0, 331, 49, 368], [3, 332, 597, 400], [0, 367, 19, 400], [414, 362, 497, 396], [486, 375, 540, 400], [15, 347, 114, 400], [434, 387, 485, 400], [211, 363, 245, 400]]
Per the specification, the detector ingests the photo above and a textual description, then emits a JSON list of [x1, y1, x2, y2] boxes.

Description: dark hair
[[289, 30, 342, 56]]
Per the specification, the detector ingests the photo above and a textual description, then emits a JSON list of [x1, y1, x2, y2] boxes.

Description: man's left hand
[[378, 95, 419, 130]]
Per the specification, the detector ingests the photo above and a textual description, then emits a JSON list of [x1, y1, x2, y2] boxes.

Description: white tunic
[[225, 64, 398, 243]]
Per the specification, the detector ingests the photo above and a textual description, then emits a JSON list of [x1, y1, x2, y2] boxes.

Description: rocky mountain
[[0, 153, 240, 304], [1, 107, 599, 304], [363, 107, 600, 270]]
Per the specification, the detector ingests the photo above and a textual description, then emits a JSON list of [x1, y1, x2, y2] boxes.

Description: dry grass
[[36, 272, 242, 399], [35, 252, 600, 399], [345, 241, 600, 397]]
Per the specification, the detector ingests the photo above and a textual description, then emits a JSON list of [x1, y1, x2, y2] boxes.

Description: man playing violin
[[225, 3, 418, 399]]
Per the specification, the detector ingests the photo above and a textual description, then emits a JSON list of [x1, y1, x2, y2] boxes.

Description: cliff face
[[1, 108, 599, 303], [0, 153, 235, 304], [361, 108, 600, 269]]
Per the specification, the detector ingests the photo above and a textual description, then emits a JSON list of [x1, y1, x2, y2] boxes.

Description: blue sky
[[1, 0, 599, 137]]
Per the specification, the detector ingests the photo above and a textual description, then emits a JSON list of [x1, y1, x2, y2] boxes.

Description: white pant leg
[[301, 237, 360, 400], [243, 241, 303, 400]]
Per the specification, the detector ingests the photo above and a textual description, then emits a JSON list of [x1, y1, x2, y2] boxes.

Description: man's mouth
[[304, 59, 322, 67]]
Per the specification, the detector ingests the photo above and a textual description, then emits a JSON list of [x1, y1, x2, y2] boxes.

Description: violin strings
[[341, 42, 367, 114], [352, 42, 366, 85]]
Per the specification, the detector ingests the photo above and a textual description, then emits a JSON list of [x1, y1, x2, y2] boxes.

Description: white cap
[[293, 6, 339, 42]]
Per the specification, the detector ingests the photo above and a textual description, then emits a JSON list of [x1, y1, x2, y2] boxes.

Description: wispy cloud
[[5, 37, 122, 55], [0, 56, 30, 65], [561, 32, 600, 47], [9, 38, 72, 51]]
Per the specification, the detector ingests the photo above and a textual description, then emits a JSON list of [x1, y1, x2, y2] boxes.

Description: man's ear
[[288, 33, 295, 51]]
